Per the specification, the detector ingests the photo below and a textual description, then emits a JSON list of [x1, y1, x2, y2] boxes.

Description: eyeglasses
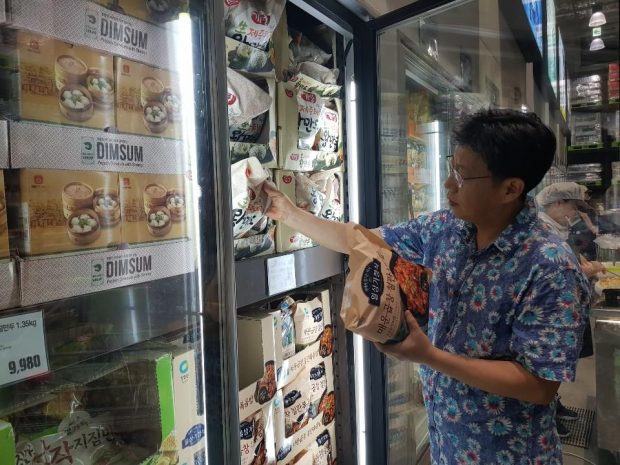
[[446, 156, 493, 188]]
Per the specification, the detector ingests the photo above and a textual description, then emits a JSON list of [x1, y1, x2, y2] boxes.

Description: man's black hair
[[453, 108, 556, 196]]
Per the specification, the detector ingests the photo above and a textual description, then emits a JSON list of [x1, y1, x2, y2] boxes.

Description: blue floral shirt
[[381, 198, 590, 465]]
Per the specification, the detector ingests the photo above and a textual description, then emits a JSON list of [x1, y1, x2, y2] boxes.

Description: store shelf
[[9, 121, 188, 174], [571, 102, 620, 113], [567, 146, 620, 165], [9, 0, 180, 70], [19, 239, 196, 306], [235, 246, 343, 308]]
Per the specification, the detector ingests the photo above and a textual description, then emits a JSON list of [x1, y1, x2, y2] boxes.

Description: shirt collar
[[455, 197, 539, 255]]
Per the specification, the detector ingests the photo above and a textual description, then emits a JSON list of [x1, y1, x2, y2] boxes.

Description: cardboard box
[[116, 57, 184, 140], [277, 83, 343, 172], [276, 289, 333, 390], [16, 31, 115, 130], [238, 310, 283, 420], [274, 169, 343, 252], [0, 171, 9, 259], [240, 402, 276, 465], [91, 0, 188, 25], [120, 172, 189, 245], [230, 77, 278, 168], [0, 420, 15, 465], [14, 169, 121, 256]]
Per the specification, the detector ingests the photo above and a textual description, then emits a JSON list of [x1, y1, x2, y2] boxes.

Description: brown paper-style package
[[119, 173, 189, 245], [16, 169, 121, 256], [16, 31, 115, 130], [0, 171, 9, 259], [341, 224, 431, 344], [116, 57, 184, 139]]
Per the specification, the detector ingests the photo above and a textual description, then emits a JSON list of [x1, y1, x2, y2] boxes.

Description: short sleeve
[[380, 211, 448, 263], [509, 267, 591, 382]]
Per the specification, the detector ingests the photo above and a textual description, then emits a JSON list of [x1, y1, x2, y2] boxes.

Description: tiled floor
[[559, 356, 619, 465]]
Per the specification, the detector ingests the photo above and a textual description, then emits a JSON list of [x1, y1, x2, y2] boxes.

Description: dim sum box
[[0, 420, 15, 465], [240, 400, 276, 465], [119, 172, 190, 246], [91, 0, 188, 26], [14, 31, 115, 130], [10, 169, 121, 256], [230, 77, 278, 169], [276, 82, 343, 172], [273, 169, 344, 253], [273, 381, 337, 465], [275, 289, 333, 390], [115, 57, 184, 140], [238, 310, 283, 420]]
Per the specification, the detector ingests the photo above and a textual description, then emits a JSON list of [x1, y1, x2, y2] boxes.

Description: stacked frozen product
[[237, 289, 337, 465], [609, 63, 619, 103], [225, 0, 344, 259], [566, 163, 603, 188], [570, 112, 603, 148], [571, 74, 603, 107]]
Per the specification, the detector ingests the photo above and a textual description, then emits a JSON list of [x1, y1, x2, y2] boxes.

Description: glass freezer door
[[0, 1, 238, 464]]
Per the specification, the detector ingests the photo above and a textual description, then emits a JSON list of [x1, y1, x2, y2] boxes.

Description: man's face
[[546, 200, 579, 226], [444, 145, 506, 223]]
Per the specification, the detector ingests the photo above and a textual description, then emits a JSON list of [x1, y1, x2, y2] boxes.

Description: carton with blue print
[[341, 224, 431, 344]]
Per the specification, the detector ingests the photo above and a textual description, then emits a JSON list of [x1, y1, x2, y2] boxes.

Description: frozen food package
[[290, 428, 335, 465], [280, 296, 297, 359], [288, 30, 332, 66], [230, 113, 268, 143], [282, 361, 328, 437], [231, 157, 271, 238], [240, 409, 268, 465], [341, 224, 431, 344], [227, 68, 272, 127], [234, 223, 276, 260], [297, 91, 325, 150], [295, 170, 343, 222], [225, 0, 287, 52], [298, 62, 339, 85], [293, 297, 324, 352], [318, 104, 339, 153]]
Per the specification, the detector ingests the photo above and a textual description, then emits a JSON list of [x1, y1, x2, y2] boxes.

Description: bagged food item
[[290, 428, 334, 465], [225, 0, 287, 52], [341, 224, 431, 344], [288, 30, 332, 66], [282, 361, 328, 437], [240, 409, 269, 465], [227, 69, 272, 129], [293, 297, 324, 352], [295, 170, 342, 222], [231, 157, 271, 238], [298, 62, 339, 86], [234, 223, 276, 260], [297, 91, 325, 150], [230, 113, 268, 143], [280, 296, 297, 359], [319, 104, 339, 153]]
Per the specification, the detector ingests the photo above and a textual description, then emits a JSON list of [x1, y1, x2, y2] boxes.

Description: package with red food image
[[341, 224, 431, 344]]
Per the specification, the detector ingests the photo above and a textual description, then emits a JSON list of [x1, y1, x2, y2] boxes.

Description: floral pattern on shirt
[[381, 198, 590, 465]]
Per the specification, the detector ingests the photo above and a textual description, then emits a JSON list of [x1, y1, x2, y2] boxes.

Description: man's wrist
[[420, 345, 441, 366]]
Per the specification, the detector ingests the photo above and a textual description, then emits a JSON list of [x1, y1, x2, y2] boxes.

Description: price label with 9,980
[[0, 310, 49, 387]]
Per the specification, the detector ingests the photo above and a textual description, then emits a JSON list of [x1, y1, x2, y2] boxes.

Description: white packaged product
[[234, 223, 276, 260], [282, 361, 328, 437], [298, 62, 339, 85], [295, 170, 343, 222], [319, 105, 339, 153], [227, 68, 272, 127], [240, 409, 268, 465], [297, 90, 325, 150], [280, 296, 297, 359], [288, 30, 332, 66], [293, 296, 325, 351], [231, 157, 271, 238], [225, 0, 287, 52]]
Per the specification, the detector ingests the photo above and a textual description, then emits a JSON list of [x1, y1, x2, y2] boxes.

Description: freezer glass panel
[[0, 1, 233, 464]]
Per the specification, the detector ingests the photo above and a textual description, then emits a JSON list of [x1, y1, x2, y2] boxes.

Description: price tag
[[267, 254, 297, 296], [0, 311, 48, 387]]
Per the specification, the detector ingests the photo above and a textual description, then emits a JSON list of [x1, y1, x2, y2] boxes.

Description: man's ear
[[501, 177, 525, 203]]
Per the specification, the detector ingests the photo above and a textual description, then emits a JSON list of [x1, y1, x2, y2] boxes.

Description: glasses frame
[[446, 156, 494, 188]]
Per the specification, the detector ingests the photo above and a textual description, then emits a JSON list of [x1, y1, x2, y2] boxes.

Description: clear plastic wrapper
[[293, 297, 324, 352], [227, 68, 272, 127], [225, 0, 286, 52], [231, 157, 271, 239], [288, 30, 332, 66]]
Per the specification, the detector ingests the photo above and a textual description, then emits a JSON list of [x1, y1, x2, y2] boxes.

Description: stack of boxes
[[237, 289, 338, 464], [570, 112, 603, 148], [571, 75, 603, 107]]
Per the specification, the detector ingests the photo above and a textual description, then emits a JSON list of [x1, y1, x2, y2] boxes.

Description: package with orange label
[[119, 173, 189, 245], [116, 57, 184, 139], [341, 224, 431, 343], [15, 31, 115, 130], [13, 169, 121, 256], [0, 171, 9, 259]]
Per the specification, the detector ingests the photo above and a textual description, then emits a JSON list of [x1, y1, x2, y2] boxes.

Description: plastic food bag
[[227, 68, 272, 128], [297, 90, 324, 150], [225, 0, 287, 52], [293, 297, 324, 352], [282, 362, 327, 437], [288, 30, 332, 66], [234, 223, 276, 260], [240, 409, 268, 465], [231, 157, 271, 238], [280, 296, 297, 360], [295, 170, 342, 222], [298, 62, 339, 85], [341, 224, 431, 344]]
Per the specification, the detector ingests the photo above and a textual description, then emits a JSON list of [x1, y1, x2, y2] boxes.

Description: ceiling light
[[590, 38, 605, 51], [588, 10, 606, 27]]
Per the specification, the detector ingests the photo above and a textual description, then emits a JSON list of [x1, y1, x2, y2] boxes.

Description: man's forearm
[[286, 207, 355, 254], [423, 347, 560, 405]]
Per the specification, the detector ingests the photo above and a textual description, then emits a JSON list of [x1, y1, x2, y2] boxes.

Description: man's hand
[[263, 181, 297, 223], [578, 211, 599, 234], [579, 254, 606, 278], [374, 311, 436, 363]]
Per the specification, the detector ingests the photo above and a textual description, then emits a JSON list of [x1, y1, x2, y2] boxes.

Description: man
[[264, 109, 590, 464], [536, 182, 603, 436]]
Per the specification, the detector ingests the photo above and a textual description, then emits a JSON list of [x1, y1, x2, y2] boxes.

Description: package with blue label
[[341, 224, 431, 344]]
